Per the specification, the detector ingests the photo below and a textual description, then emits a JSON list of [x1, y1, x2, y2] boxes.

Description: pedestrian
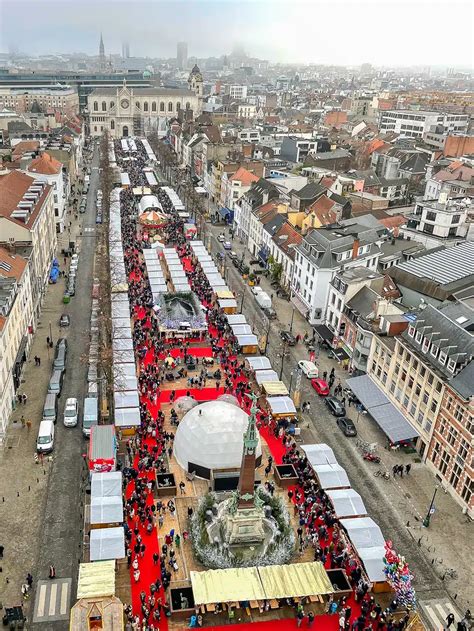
[[296, 609, 305, 628], [37, 356, 41, 366], [20, 415, 25, 428], [134, 569, 140, 583], [339, 613, 346, 630], [49, 565, 56, 579], [179, 481, 186, 494], [446, 613, 455, 628], [307, 611, 315, 627], [46, 336, 50, 347], [405, 464, 411, 475], [26, 573, 33, 588], [392, 465, 398, 477], [305, 402, 311, 414]]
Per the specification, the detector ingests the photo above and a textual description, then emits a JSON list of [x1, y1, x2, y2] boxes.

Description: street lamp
[[279, 340, 288, 380], [288, 369, 295, 395], [423, 485, 439, 528], [49, 320, 53, 346], [289, 307, 295, 334], [240, 288, 246, 312]]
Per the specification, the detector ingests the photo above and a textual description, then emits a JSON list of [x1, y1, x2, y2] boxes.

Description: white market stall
[[91, 471, 122, 498], [326, 488, 368, 519], [301, 443, 338, 467], [89, 527, 125, 561], [312, 464, 351, 490]]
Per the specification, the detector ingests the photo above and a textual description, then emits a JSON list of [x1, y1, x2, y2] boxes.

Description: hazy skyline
[[1, 0, 473, 68]]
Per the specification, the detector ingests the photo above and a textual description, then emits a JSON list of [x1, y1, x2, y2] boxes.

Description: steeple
[[99, 33, 105, 70], [243, 393, 259, 455]]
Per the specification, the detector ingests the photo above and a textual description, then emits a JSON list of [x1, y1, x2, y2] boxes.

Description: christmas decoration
[[383, 541, 416, 609]]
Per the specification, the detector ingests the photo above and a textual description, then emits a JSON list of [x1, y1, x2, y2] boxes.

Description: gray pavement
[[205, 220, 472, 615], [0, 146, 99, 629]]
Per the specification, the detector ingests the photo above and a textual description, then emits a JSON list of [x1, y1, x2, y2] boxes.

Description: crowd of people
[[114, 139, 415, 631]]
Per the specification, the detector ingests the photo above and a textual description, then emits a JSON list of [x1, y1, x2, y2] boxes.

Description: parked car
[[223, 241, 232, 250], [298, 360, 319, 379], [325, 397, 346, 417], [263, 306, 277, 320], [311, 378, 330, 396], [59, 314, 70, 327], [228, 251, 238, 261], [337, 417, 357, 436], [63, 397, 79, 427], [280, 331, 296, 346], [217, 234, 225, 243]]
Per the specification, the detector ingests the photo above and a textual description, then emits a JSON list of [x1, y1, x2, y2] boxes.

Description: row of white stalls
[[245, 353, 298, 421], [89, 471, 126, 562], [121, 137, 137, 152], [109, 188, 141, 435], [161, 186, 188, 218], [300, 443, 387, 589], [143, 248, 168, 299], [163, 247, 190, 292], [108, 141, 116, 168], [141, 138, 158, 163]]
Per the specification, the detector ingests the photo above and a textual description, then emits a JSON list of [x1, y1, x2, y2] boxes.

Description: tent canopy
[[235, 334, 258, 346], [326, 488, 368, 518], [258, 562, 333, 599], [247, 356, 271, 371], [255, 369, 279, 385], [91, 471, 122, 499], [261, 381, 289, 396], [231, 324, 253, 336], [77, 561, 116, 599], [340, 517, 385, 549], [267, 396, 296, 416], [346, 375, 419, 443], [191, 567, 265, 605], [357, 546, 387, 583], [90, 527, 125, 561], [114, 407, 141, 428], [226, 314, 247, 325], [90, 496, 124, 525], [114, 390, 140, 409], [313, 464, 351, 489], [301, 443, 337, 466]]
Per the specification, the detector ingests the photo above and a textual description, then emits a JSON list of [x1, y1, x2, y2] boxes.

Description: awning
[[326, 488, 368, 519], [246, 356, 272, 371], [314, 324, 334, 345], [340, 517, 385, 550], [90, 496, 124, 525], [218, 206, 232, 219], [89, 527, 125, 561], [313, 464, 351, 489], [258, 562, 333, 599], [357, 546, 387, 583], [77, 561, 115, 599], [261, 381, 289, 396], [331, 347, 350, 362], [255, 369, 279, 385], [301, 443, 337, 466], [267, 396, 296, 416], [346, 375, 420, 444], [191, 567, 265, 605], [91, 471, 122, 499]]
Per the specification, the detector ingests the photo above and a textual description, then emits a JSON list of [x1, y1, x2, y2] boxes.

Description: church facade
[[87, 68, 202, 138]]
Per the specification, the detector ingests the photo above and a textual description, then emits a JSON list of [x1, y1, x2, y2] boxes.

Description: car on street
[[63, 397, 79, 427], [59, 313, 70, 327], [311, 378, 330, 396], [223, 241, 232, 250], [263, 306, 277, 320], [337, 417, 357, 436], [280, 330, 296, 346], [298, 360, 319, 378], [325, 396, 346, 417], [217, 234, 225, 242], [228, 250, 238, 261]]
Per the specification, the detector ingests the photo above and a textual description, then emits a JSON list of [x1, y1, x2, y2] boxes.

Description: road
[[30, 147, 100, 629], [204, 222, 452, 606]]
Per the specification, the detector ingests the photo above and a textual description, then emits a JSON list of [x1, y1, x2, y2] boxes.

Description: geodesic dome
[[173, 400, 262, 479], [217, 394, 240, 407], [175, 395, 199, 418]]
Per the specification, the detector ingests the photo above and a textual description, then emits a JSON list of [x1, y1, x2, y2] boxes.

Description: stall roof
[[301, 443, 337, 466], [111, 316, 131, 330], [90, 425, 116, 461], [267, 396, 296, 415], [91, 471, 122, 499], [216, 290, 234, 299], [113, 349, 135, 365], [111, 302, 130, 319], [112, 337, 134, 354], [357, 546, 387, 583], [340, 517, 385, 549], [218, 299, 237, 308], [114, 407, 140, 428], [173, 284, 190, 292], [90, 496, 123, 525], [196, 254, 213, 262], [313, 464, 351, 489], [247, 356, 272, 371], [191, 567, 266, 605], [262, 381, 289, 396], [235, 334, 258, 346], [226, 314, 247, 325], [255, 369, 279, 385], [77, 561, 116, 599], [258, 562, 333, 599], [114, 390, 140, 410], [206, 274, 226, 286], [230, 324, 253, 336], [200, 262, 218, 271], [326, 488, 368, 518], [346, 375, 419, 443], [112, 327, 132, 341], [90, 527, 125, 561], [113, 373, 138, 392]]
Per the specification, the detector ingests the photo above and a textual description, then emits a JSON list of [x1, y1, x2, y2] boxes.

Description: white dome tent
[[217, 394, 240, 407], [173, 400, 262, 479]]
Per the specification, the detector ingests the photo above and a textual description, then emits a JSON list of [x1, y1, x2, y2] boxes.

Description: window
[[439, 352, 447, 365], [439, 450, 450, 476], [448, 359, 456, 373], [152, 101, 157, 112], [412, 359, 418, 371], [168, 102, 173, 112], [461, 478, 472, 504], [427, 373, 434, 385], [417, 410, 424, 425], [401, 370, 407, 382], [447, 426, 458, 446], [410, 403, 416, 417], [422, 392, 429, 405], [186, 102, 191, 109], [160, 102, 165, 112], [430, 345, 439, 358], [458, 439, 469, 462], [110, 120, 115, 130], [135, 101, 140, 109], [408, 377, 414, 389], [422, 338, 430, 353], [94, 125, 97, 132], [435, 381, 442, 393], [416, 331, 423, 343], [144, 102, 149, 112], [403, 395, 409, 408], [450, 463, 462, 488], [110, 101, 115, 109], [454, 405, 463, 422], [420, 366, 426, 377], [430, 399, 438, 413], [93, 101, 98, 111]]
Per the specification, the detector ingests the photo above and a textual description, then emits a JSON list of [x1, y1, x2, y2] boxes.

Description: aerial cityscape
[[0, 1, 473, 630]]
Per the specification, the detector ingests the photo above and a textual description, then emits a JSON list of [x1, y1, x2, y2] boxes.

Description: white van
[[83, 397, 98, 437], [298, 360, 319, 379], [37, 420, 55, 453]]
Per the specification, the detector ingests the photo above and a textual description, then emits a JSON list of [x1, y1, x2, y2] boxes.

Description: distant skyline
[[0, 0, 473, 68]]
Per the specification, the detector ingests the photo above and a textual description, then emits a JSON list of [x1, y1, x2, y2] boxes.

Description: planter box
[[274, 464, 298, 488], [156, 472, 177, 497], [326, 569, 352, 595], [170, 585, 195, 620]]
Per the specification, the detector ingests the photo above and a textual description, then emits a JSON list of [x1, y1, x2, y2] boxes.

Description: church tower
[[188, 64, 203, 98], [99, 33, 106, 70]]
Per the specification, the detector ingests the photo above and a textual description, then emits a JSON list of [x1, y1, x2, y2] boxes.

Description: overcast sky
[[1, 0, 472, 67]]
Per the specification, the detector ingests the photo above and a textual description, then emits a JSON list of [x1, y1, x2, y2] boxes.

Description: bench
[[206, 603, 216, 613], [269, 599, 279, 609], [249, 601, 259, 609]]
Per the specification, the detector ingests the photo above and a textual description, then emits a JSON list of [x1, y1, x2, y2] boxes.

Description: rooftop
[[0, 246, 27, 280], [395, 242, 474, 286], [0, 171, 51, 229], [28, 152, 62, 175], [229, 166, 259, 187]]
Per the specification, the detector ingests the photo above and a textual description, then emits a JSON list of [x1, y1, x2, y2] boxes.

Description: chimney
[[352, 237, 360, 259]]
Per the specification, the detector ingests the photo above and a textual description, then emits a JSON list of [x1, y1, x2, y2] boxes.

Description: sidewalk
[[0, 204, 85, 611]]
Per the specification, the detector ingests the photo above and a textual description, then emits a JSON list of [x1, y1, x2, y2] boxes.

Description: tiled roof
[[0, 246, 27, 279], [28, 152, 62, 175], [307, 195, 337, 226], [0, 170, 51, 229], [229, 167, 259, 186], [12, 141, 40, 158], [272, 221, 302, 258]]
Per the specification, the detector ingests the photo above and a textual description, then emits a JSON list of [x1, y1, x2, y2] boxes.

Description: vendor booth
[[326, 488, 368, 519], [89, 425, 116, 474], [218, 298, 237, 314], [312, 464, 351, 490], [261, 381, 289, 397], [230, 324, 253, 336], [356, 546, 388, 591], [301, 443, 337, 467], [113, 390, 140, 411], [225, 314, 247, 325], [90, 496, 124, 529], [114, 407, 141, 433], [77, 560, 115, 599], [246, 356, 272, 371], [267, 395, 297, 419], [91, 471, 122, 498], [235, 333, 259, 354], [254, 369, 279, 385], [112, 362, 138, 392], [339, 517, 385, 549], [89, 527, 125, 562]]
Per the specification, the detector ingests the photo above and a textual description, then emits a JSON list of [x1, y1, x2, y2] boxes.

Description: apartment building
[[0, 247, 34, 436], [26, 152, 68, 233], [0, 86, 80, 115], [233, 178, 279, 242], [379, 110, 468, 138], [403, 194, 472, 246]]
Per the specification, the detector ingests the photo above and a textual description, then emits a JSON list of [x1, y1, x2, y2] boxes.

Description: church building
[[87, 66, 203, 138]]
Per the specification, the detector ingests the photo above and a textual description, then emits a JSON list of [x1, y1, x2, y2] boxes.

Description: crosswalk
[[32, 578, 72, 624], [419, 597, 461, 630]]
